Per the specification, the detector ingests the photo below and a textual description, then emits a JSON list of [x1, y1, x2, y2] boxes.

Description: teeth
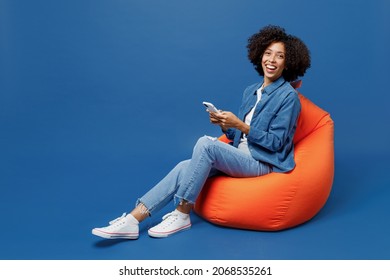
[[266, 65, 276, 70]]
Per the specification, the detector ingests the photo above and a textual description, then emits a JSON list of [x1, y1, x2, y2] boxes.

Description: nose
[[268, 54, 276, 62]]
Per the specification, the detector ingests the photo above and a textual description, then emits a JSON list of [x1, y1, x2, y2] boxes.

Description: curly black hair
[[247, 25, 311, 82]]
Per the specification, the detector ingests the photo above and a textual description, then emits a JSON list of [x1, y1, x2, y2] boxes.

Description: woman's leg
[[92, 135, 271, 239], [146, 135, 271, 238], [174, 136, 272, 206], [134, 135, 271, 219], [140, 135, 272, 215]]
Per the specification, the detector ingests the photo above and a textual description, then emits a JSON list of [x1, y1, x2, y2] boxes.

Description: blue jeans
[[136, 136, 272, 215]]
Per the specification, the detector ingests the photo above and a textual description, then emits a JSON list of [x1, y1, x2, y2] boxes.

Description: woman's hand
[[209, 111, 250, 134]]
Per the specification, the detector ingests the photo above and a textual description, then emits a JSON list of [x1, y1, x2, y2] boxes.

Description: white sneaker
[[92, 213, 139, 239], [148, 210, 191, 238]]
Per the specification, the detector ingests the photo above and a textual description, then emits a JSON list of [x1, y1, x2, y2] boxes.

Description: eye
[[277, 54, 285, 59], [264, 51, 271, 56]]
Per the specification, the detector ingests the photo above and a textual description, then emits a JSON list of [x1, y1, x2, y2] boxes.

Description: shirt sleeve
[[246, 93, 301, 152], [224, 128, 236, 141]]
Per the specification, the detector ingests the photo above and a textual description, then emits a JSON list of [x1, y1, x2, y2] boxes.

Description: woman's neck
[[263, 75, 282, 88]]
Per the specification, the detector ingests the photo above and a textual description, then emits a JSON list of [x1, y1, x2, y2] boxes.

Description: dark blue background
[[1, 0, 389, 259]]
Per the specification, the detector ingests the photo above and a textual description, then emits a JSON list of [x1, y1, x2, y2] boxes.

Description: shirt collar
[[254, 76, 286, 96]]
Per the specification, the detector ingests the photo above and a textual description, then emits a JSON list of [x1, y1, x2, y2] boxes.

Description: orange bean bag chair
[[194, 89, 334, 231]]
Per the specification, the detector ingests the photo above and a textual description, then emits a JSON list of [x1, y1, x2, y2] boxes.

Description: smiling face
[[261, 41, 286, 86]]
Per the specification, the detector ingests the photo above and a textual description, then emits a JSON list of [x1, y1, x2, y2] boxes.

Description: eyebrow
[[265, 48, 285, 54]]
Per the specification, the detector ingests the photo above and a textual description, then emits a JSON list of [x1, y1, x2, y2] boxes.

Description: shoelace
[[159, 212, 179, 228], [162, 212, 178, 220], [109, 213, 126, 225]]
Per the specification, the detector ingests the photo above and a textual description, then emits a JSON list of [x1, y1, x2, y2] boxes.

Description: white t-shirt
[[237, 85, 263, 154]]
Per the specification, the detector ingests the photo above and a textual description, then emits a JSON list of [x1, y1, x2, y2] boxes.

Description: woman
[[92, 25, 311, 239]]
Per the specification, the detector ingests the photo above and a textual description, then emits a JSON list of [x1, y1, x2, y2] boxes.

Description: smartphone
[[202, 101, 219, 113]]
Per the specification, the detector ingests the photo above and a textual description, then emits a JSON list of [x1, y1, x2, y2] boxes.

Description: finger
[[210, 112, 222, 120]]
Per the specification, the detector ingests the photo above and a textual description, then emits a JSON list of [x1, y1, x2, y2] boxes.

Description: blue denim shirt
[[225, 76, 301, 173]]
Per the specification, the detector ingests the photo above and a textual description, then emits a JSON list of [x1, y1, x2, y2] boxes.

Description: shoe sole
[[148, 223, 191, 238], [92, 229, 139, 239]]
